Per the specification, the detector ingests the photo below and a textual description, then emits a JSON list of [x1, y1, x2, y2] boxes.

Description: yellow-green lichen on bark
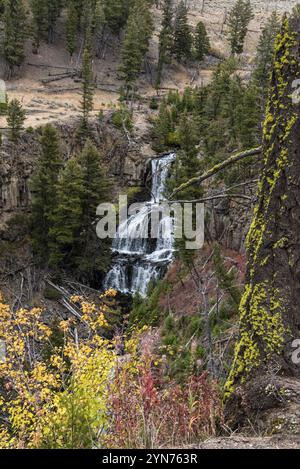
[[224, 17, 300, 398], [224, 283, 285, 398]]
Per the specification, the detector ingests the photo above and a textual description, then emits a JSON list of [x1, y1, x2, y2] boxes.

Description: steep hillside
[[0, 1, 297, 130]]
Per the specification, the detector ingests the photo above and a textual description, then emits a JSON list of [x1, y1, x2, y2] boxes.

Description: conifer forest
[[1, 0, 300, 456]]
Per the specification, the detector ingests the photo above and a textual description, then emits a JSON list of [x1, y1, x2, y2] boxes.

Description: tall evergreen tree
[[120, 0, 153, 97], [173, 1, 192, 62], [167, 113, 201, 200], [76, 140, 112, 277], [227, 0, 254, 55], [49, 157, 84, 266], [72, 0, 84, 27], [152, 100, 174, 151], [253, 12, 281, 104], [30, 125, 62, 260], [103, 0, 132, 33], [81, 47, 95, 133], [30, 0, 47, 53], [237, 81, 260, 149], [167, 113, 202, 266], [50, 140, 112, 277], [82, 0, 94, 48], [45, 0, 63, 43], [156, 0, 174, 89], [66, 0, 78, 58], [77, 139, 111, 237], [94, 0, 106, 57], [194, 21, 210, 61], [6, 99, 26, 142], [4, 0, 26, 78]]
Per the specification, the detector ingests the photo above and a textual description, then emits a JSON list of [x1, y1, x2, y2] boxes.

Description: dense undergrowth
[[0, 291, 223, 449]]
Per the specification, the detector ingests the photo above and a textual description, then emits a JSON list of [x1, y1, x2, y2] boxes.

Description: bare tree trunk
[[225, 16, 300, 430]]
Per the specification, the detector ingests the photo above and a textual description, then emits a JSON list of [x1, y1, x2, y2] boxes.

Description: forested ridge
[[0, 0, 300, 450]]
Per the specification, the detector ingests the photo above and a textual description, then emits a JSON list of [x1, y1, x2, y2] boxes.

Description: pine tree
[[76, 139, 112, 277], [167, 113, 201, 200], [152, 100, 174, 151], [221, 74, 244, 143], [30, 125, 62, 260], [156, 0, 174, 89], [253, 12, 281, 104], [168, 114, 202, 267], [227, 0, 254, 55], [173, 1, 192, 62], [94, 0, 106, 57], [66, 1, 78, 58], [73, 0, 84, 26], [238, 81, 260, 149], [4, 0, 26, 78], [49, 157, 84, 266], [120, 0, 153, 97], [82, 0, 94, 48], [194, 21, 210, 61], [103, 0, 132, 33], [30, 0, 47, 53], [6, 99, 26, 142], [78, 139, 112, 231], [50, 140, 112, 277], [45, 0, 63, 43], [81, 47, 94, 133]]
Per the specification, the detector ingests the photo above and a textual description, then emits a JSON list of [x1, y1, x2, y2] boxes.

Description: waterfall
[[104, 153, 176, 296]]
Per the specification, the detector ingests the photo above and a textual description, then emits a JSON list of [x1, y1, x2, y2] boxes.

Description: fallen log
[[27, 62, 76, 71], [41, 73, 75, 84]]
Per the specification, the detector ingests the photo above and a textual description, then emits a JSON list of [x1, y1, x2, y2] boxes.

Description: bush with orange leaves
[[106, 351, 224, 449]]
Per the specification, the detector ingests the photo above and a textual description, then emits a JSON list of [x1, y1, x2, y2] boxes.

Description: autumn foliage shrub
[[0, 291, 223, 449], [0, 291, 117, 449], [107, 355, 223, 449]]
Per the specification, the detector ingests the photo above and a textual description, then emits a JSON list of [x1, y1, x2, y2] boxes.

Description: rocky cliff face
[[0, 119, 142, 232]]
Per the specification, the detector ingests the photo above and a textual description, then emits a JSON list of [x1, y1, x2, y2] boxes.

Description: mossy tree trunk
[[225, 16, 300, 415]]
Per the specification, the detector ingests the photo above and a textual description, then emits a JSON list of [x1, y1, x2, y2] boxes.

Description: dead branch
[[41, 73, 75, 84], [27, 63, 76, 71], [172, 193, 252, 204], [171, 147, 262, 199]]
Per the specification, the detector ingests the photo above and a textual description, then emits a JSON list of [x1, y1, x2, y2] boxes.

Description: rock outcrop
[[0, 119, 144, 231]]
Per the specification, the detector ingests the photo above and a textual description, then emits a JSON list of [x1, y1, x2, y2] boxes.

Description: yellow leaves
[[70, 295, 109, 332], [37, 323, 52, 339], [59, 318, 74, 333], [50, 354, 64, 370], [0, 291, 135, 448], [104, 288, 118, 298]]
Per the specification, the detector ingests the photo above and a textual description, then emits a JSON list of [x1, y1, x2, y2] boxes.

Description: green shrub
[[111, 107, 133, 131]]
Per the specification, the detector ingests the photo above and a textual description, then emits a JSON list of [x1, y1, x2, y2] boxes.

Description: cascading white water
[[104, 153, 176, 296]]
